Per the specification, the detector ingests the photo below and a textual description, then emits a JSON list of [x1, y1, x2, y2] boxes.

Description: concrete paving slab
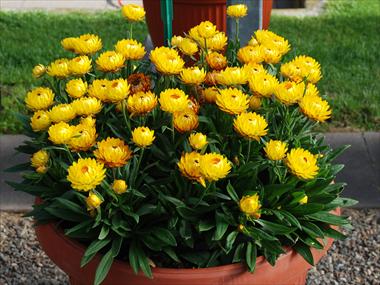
[[363, 132, 380, 184]]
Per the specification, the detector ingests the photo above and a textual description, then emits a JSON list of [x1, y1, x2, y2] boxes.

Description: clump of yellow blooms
[[216, 67, 247, 85]]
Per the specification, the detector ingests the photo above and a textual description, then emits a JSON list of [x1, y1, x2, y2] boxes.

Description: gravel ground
[[0, 209, 379, 285]]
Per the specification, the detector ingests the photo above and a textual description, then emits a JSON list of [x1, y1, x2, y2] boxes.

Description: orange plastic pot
[[35, 208, 339, 285]]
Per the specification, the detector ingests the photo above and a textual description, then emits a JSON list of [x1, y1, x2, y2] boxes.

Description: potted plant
[[8, 3, 356, 285]]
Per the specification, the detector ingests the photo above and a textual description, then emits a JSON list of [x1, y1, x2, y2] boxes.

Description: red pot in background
[[142, 0, 273, 47]]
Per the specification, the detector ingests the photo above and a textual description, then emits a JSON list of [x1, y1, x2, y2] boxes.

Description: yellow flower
[[299, 94, 332, 122], [112, 179, 128, 194], [107, 78, 130, 103], [86, 192, 103, 210], [47, 58, 70, 78], [206, 52, 227, 70], [31, 150, 49, 168], [248, 36, 259, 47], [205, 71, 220, 85], [150, 47, 184, 75], [186, 97, 200, 114], [227, 4, 248, 18], [177, 152, 206, 187], [299, 195, 308, 204], [260, 36, 291, 56], [49, 104, 76, 123], [71, 97, 102, 116], [294, 55, 322, 83], [238, 45, 263, 64], [199, 153, 231, 182], [264, 140, 288, 160], [173, 110, 199, 133], [286, 148, 319, 180], [30, 110, 51, 132], [132, 126, 155, 148], [208, 32, 228, 51], [66, 78, 88, 99], [233, 112, 268, 141], [80, 116, 96, 128], [249, 96, 261, 110], [189, 132, 208, 150], [68, 124, 97, 152], [48, 122, 74, 145], [67, 158, 105, 191], [178, 38, 199, 56], [261, 45, 282, 64], [25, 87, 55, 111], [216, 88, 249, 115], [159, 88, 188, 113], [36, 166, 48, 174], [94, 138, 133, 168], [197, 21, 217, 39], [128, 73, 151, 95], [180, 67, 206, 85], [75, 34, 103, 55], [239, 194, 261, 218], [87, 79, 110, 101], [69, 56, 92, 76], [243, 63, 267, 77], [96, 51, 125, 73], [127, 91, 157, 115], [171, 35, 184, 47], [216, 67, 248, 85], [274, 81, 305, 105], [248, 73, 278, 98], [305, 83, 319, 97], [202, 87, 219, 104], [254, 30, 281, 43], [61, 37, 78, 53], [32, 64, 46, 78], [115, 39, 146, 60], [121, 4, 145, 22], [188, 25, 202, 44]]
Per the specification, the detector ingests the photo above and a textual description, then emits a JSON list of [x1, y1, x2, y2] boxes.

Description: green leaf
[[226, 182, 239, 203], [213, 212, 229, 240], [99, 225, 109, 240], [225, 231, 239, 252], [256, 219, 294, 235], [277, 210, 302, 229], [65, 219, 93, 237], [111, 237, 123, 258], [301, 221, 324, 238], [290, 203, 325, 216], [299, 235, 324, 249], [322, 227, 347, 240], [81, 239, 111, 268], [245, 242, 257, 272], [180, 251, 210, 267], [306, 212, 349, 226], [265, 183, 295, 203], [327, 145, 350, 162], [129, 240, 152, 278], [330, 164, 345, 176], [163, 247, 180, 263], [45, 206, 87, 222], [4, 162, 31, 172], [94, 248, 114, 285], [152, 228, 177, 246], [197, 219, 215, 232], [54, 197, 88, 216], [294, 242, 314, 266], [232, 243, 245, 263]]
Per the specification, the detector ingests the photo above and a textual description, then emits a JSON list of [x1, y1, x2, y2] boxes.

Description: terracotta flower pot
[[143, 0, 273, 47], [35, 208, 339, 285]]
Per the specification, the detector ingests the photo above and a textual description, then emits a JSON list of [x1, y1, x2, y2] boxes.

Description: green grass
[[1, 0, 379, 133]]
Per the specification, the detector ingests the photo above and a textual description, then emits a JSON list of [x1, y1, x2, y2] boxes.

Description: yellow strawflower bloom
[[239, 194, 261, 218], [171, 35, 184, 47], [32, 64, 46, 78], [69, 55, 92, 76], [197, 21, 217, 39], [159, 88, 188, 113], [264, 140, 288, 160], [274, 81, 305, 105], [189, 132, 208, 150], [66, 78, 88, 99], [132, 126, 155, 148], [237, 46, 263, 64], [67, 158, 106, 191], [121, 4, 146, 22], [186, 97, 200, 114], [68, 124, 97, 152], [76, 34, 103, 55], [216, 67, 248, 85], [261, 45, 282, 64], [87, 79, 110, 102], [249, 96, 261, 110], [107, 78, 130, 103], [233, 112, 268, 141], [31, 150, 49, 168], [299, 94, 332, 122], [254, 30, 281, 43], [216, 88, 249, 115], [49, 104, 76, 123], [36, 166, 48, 174], [180, 67, 206, 85], [260, 36, 291, 56], [127, 91, 157, 115], [30, 110, 51, 132], [71, 97, 102, 116], [305, 83, 319, 97], [206, 52, 227, 71], [208, 32, 228, 51], [227, 4, 248, 18], [249, 73, 278, 98], [177, 152, 206, 187], [248, 36, 259, 47], [202, 87, 219, 104], [243, 63, 267, 77], [25, 87, 55, 111], [173, 110, 199, 133], [80, 116, 96, 128], [286, 148, 319, 180], [178, 38, 199, 56], [150, 47, 184, 75], [48, 122, 74, 145], [47, 58, 70, 78], [115, 39, 146, 60], [94, 138, 133, 168], [112, 180, 128, 194], [199, 153, 231, 182], [294, 55, 322, 83], [96, 51, 125, 73], [86, 192, 103, 210], [299, 195, 308, 205], [61, 37, 77, 53]]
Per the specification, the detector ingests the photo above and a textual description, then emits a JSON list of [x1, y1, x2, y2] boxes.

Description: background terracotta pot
[[142, 0, 272, 47], [35, 208, 340, 285]]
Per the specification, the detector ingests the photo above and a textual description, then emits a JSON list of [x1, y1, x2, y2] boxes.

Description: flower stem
[[246, 140, 252, 163], [122, 102, 132, 134]]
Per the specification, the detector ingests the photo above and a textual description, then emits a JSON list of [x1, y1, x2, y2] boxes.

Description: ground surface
[[0, 209, 379, 285]]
